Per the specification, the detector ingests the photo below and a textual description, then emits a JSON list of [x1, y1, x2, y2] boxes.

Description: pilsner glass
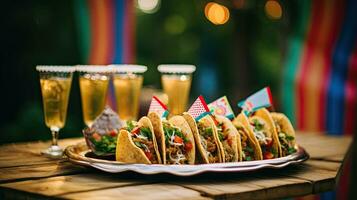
[[158, 64, 196, 115], [110, 65, 147, 121], [36, 65, 75, 158], [76, 65, 111, 127]]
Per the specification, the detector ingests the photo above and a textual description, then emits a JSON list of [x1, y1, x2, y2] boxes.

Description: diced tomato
[[221, 124, 226, 131], [211, 116, 219, 126], [227, 138, 232, 146], [109, 130, 117, 137], [263, 151, 274, 159], [144, 151, 152, 160], [92, 133, 101, 142], [265, 138, 273, 147], [174, 135, 183, 144], [185, 142, 193, 151], [131, 127, 140, 135]]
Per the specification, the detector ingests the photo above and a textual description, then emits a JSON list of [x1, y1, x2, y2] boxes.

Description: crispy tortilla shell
[[115, 116, 161, 164], [233, 113, 263, 160], [183, 113, 223, 164]]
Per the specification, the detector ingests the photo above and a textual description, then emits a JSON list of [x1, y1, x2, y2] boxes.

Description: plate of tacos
[[65, 106, 309, 176]]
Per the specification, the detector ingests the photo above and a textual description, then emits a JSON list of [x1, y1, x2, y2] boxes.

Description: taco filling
[[216, 122, 235, 162], [250, 118, 278, 159], [274, 121, 296, 156], [235, 126, 255, 161], [124, 121, 159, 164], [197, 122, 220, 163], [163, 121, 193, 164]]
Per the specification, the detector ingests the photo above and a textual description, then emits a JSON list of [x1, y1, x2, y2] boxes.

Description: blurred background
[[0, 0, 356, 198], [0, 0, 292, 143]]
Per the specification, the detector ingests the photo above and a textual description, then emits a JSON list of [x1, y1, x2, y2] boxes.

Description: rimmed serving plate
[[65, 142, 309, 176]]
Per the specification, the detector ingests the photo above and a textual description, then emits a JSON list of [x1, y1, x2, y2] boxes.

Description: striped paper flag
[[148, 96, 169, 118], [208, 96, 235, 119], [238, 87, 273, 116], [187, 96, 211, 121]]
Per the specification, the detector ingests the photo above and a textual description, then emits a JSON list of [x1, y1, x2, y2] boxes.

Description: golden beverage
[[79, 74, 109, 126], [113, 74, 143, 120], [162, 74, 192, 115], [40, 78, 72, 129]]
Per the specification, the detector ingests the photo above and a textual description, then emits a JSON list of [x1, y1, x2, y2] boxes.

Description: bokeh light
[[265, 0, 282, 20], [137, 0, 160, 14], [164, 15, 186, 35], [204, 2, 230, 25]]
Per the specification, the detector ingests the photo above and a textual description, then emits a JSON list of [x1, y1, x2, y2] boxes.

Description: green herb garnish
[[253, 119, 264, 131], [245, 146, 254, 153], [126, 121, 135, 132], [217, 131, 224, 141], [163, 124, 187, 144], [288, 147, 297, 154], [286, 135, 295, 141], [90, 135, 117, 154], [140, 127, 152, 139]]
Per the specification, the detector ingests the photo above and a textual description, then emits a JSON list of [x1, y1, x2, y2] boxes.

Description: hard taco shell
[[253, 108, 282, 158], [115, 116, 161, 164], [168, 116, 196, 164], [214, 115, 241, 162], [270, 112, 296, 156], [183, 113, 223, 164], [233, 113, 263, 160]]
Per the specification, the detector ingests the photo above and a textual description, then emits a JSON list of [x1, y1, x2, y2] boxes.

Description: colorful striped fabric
[[282, 0, 357, 135], [74, 0, 135, 110], [282, 0, 357, 199]]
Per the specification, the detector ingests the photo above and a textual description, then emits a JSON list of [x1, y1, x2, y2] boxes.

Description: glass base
[[41, 145, 63, 158]]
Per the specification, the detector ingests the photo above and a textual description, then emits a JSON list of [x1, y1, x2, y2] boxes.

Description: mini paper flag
[[148, 96, 169, 118], [238, 87, 273, 116], [208, 96, 235, 119], [187, 95, 211, 121]]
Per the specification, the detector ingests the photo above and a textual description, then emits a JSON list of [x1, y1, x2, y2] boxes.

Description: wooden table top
[[0, 132, 352, 200]]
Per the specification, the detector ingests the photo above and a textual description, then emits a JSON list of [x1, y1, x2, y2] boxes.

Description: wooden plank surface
[[59, 183, 211, 200], [0, 137, 84, 168], [168, 160, 341, 199], [0, 133, 352, 200], [1, 173, 147, 196], [296, 133, 352, 161], [0, 162, 87, 183]]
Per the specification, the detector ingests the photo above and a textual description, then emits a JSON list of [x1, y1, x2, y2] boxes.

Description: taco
[[270, 112, 297, 156], [148, 112, 195, 164], [232, 116, 263, 161], [116, 117, 162, 164], [183, 113, 223, 164], [211, 115, 240, 162], [234, 108, 281, 159]]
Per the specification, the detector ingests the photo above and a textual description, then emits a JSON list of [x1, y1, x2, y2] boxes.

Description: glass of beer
[[77, 65, 111, 127], [110, 65, 147, 121], [36, 65, 75, 158], [158, 64, 196, 115]]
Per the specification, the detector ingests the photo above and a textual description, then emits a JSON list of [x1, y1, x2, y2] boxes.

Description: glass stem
[[50, 127, 59, 146]]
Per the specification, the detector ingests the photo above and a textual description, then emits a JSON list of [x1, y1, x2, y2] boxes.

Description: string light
[[204, 2, 230, 25], [137, 0, 160, 14], [265, 0, 282, 20]]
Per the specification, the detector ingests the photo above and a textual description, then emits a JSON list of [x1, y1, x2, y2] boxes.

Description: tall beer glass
[[158, 64, 196, 115], [110, 65, 147, 121], [36, 66, 74, 158], [77, 66, 111, 127]]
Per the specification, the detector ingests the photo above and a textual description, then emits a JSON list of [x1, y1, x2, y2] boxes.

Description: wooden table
[[0, 132, 352, 200]]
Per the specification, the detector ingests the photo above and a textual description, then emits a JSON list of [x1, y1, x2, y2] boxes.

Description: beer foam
[[109, 64, 147, 73], [157, 64, 196, 74], [76, 65, 113, 73], [36, 65, 76, 72]]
